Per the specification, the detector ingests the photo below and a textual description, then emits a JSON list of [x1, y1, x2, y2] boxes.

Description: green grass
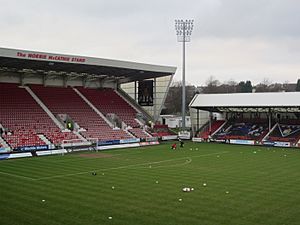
[[1, 142, 300, 225]]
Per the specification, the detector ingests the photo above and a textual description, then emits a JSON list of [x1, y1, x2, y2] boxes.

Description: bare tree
[[296, 79, 300, 91], [202, 76, 221, 93], [255, 78, 272, 92], [163, 81, 197, 114]]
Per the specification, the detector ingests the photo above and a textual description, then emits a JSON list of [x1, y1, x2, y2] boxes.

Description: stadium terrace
[[190, 92, 300, 148], [0, 47, 176, 157]]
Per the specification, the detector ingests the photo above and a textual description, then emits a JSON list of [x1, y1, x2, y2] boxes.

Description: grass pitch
[[1, 142, 300, 225]]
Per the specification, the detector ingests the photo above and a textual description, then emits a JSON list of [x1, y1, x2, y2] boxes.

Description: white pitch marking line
[[149, 157, 192, 169], [45, 151, 144, 164], [34, 151, 229, 181], [0, 171, 35, 181]]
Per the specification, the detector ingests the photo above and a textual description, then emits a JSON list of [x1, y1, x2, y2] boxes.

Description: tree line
[[162, 78, 300, 114]]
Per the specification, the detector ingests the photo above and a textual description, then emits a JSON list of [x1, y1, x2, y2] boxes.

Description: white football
[[183, 187, 192, 192]]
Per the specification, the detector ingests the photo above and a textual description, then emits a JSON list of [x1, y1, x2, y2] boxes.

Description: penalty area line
[[143, 157, 193, 169], [0, 171, 36, 181]]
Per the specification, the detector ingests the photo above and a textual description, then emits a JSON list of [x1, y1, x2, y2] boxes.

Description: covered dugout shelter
[[189, 92, 300, 147], [0, 47, 176, 120]]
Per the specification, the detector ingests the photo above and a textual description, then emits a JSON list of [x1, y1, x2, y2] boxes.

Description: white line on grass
[[34, 151, 228, 181], [0, 171, 36, 181], [146, 157, 193, 169], [41, 150, 144, 164]]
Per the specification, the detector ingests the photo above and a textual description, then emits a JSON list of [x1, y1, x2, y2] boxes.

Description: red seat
[[30, 85, 132, 141]]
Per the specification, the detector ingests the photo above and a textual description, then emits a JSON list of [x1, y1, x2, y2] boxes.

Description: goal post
[[61, 138, 98, 152], [86, 138, 99, 152]]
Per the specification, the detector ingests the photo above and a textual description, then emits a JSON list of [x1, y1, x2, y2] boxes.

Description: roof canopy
[[0, 47, 176, 83], [189, 92, 300, 113]]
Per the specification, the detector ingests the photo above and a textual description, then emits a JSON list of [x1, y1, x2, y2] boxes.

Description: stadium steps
[[212, 120, 227, 136], [262, 123, 278, 142], [73, 88, 114, 128], [0, 123, 10, 150], [151, 125, 175, 137], [1, 83, 69, 148], [199, 120, 226, 138], [116, 88, 153, 122], [30, 85, 132, 141], [264, 123, 300, 145], [77, 87, 140, 128], [0, 136, 11, 151], [127, 128, 152, 139], [37, 134, 52, 145], [73, 131, 87, 142], [197, 121, 209, 135], [143, 129, 153, 137], [296, 136, 300, 146], [134, 118, 144, 126], [24, 86, 65, 130], [115, 89, 142, 114], [124, 129, 136, 138]]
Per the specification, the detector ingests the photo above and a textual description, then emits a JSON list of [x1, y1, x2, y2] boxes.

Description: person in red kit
[[171, 143, 177, 150]]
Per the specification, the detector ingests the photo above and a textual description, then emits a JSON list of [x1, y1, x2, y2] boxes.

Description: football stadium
[[1, 47, 300, 225], [190, 92, 300, 148]]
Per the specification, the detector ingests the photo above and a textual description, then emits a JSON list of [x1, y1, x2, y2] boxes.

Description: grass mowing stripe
[[34, 151, 228, 180], [0, 170, 35, 180], [2, 142, 300, 225]]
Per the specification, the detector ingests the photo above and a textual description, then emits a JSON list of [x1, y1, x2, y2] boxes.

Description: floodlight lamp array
[[175, 19, 194, 42]]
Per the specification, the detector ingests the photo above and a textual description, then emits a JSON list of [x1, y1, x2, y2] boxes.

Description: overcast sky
[[0, 0, 299, 85]]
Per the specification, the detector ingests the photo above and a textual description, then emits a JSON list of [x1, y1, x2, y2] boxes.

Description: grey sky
[[0, 0, 299, 85]]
